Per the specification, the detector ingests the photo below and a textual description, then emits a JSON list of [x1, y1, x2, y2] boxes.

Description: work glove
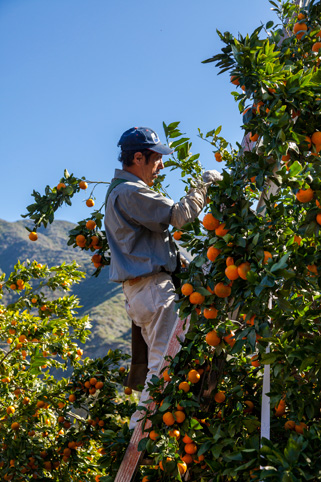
[[202, 169, 223, 184]]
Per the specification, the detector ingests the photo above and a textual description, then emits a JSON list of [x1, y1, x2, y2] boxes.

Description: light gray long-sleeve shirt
[[105, 169, 207, 282]]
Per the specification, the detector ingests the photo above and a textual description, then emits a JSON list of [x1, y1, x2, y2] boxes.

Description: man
[[104, 126, 221, 427]]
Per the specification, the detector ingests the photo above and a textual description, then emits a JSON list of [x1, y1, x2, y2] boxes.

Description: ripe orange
[[215, 223, 229, 237], [142, 477, 149, 482], [175, 410, 186, 423], [312, 131, 321, 145], [163, 369, 171, 382], [263, 251, 272, 265], [57, 182, 66, 190], [86, 220, 96, 230], [214, 282, 231, 298], [316, 213, 321, 225], [230, 75, 240, 85], [203, 213, 220, 230], [214, 391, 226, 403], [284, 420, 296, 430], [169, 429, 180, 440], [178, 381, 190, 393], [181, 283, 194, 296], [76, 234, 86, 247], [226, 257, 234, 266], [68, 394, 76, 403], [296, 188, 314, 203], [225, 265, 239, 280], [293, 22, 308, 39], [181, 453, 193, 464], [124, 387, 132, 395], [92, 254, 102, 264], [307, 264, 318, 276], [11, 422, 20, 430], [215, 152, 223, 162], [162, 412, 175, 426], [249, 132, 259, 142], [79, 180, 88, 189], [223, 332, 235, 347], [203, 306, 218, 319], [188, 369, 201, 383], [294, 235, 302, 245], [238, 262, 251, 280], [312, 42, 321, 53], [28, 232, 38, 241], [185, 443, 197, 455], [251, 355, 260, 368], [6, 406, 15, 415], [149, 430, 159, 440], [86, 198, 95, 207], [295, 422, 307, 434], [244, 400, 254, 411], [173, 231, 182, 240], [177, 461, 187, 475], [207, 246, 221, 261], [275, 399, 286, 417], [182, 434, 193, 444], [95, 381, 104, 389], [189, 292, 205, 305], [205, 330, 221, 346]]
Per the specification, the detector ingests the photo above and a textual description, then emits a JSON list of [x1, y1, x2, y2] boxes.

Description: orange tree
[[22, 0, 321, 480], [0, 260, 135, 481]]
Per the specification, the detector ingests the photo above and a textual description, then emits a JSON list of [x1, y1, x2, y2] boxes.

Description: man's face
[[139, 152, 164, 186]]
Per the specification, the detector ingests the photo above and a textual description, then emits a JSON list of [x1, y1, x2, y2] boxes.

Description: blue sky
[[0, 0, 278, 223]]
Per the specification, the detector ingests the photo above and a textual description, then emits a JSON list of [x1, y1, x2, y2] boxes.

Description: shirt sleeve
[[115, 185, 174, 233]]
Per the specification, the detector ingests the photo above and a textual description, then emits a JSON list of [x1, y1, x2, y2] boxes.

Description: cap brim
[[149, 143, 173, 155]]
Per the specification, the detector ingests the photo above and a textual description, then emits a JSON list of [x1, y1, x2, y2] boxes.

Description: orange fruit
[[244, 400, 254, 410], [215, 223, 229, 237], [142, 477, 149, 482], [312, 42, 321, 53], [162, 412, 175, 426], [181, 283, 194, 296], [181, 454, 193, 464], [307, 264, 318, 275], [207, 246, 221, 261], [205, 330, 221, 346], [263, 251, 272, 265], [294, 235, 302, 245], [79, 180, 88, 189], [251, 355, 260, 368], [275, 399, 286, 417], [249, 132, 259, 142], [215, 152, 223, 162], [296, 188, 314, 203], [86, 220, 96, 230], [223, 332, 235, 347], [178, 381, 190, 393], [316, 213, 321, 225], [169, 429, 180, 440], [28, 232, 38, 241], [163, 369, 171, 382], [203, 306, 218, 319], [238, 262, 251, 280], [214, 391, 226, 403], [95, 381, 104, 389], [76, 234, 86, 247], [68, 394, 76, 403], [57, 182, 66, 190], [214, 282, 231, 298], [11, 422, 20, 430], [6, 406, 15, 415], [230, 75, 240, 85], [124, 387, 132, 395], [182, 434, 193, 444], [185, 443, 197, 455], [173, 231, 182, 240], [293, 22, 308, 39], [189, 292, 205, 305], [295, 422, 307, 434], [226, 257, 234, 266], [86, 198, 95, 207], [177, 461, 187, 475], [225, 265, 239, 280], [149, 430, 159, 440], [188, 369, 201, 383], [284, 420, 296, 430], [312, 131, 321, 145], [203, 213, 220, 230], [92, 254, 102, 264], [175, 410, 186, 423]]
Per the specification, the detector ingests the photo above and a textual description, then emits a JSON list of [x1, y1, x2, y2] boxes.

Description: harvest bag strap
[[105, 178, 128, 207]]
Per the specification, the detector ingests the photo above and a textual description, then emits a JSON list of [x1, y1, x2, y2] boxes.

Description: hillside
[[0, 219, 131, 358]]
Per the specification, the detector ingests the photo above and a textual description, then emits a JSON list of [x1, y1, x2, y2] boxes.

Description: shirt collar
[[114, 168, 147, 186]]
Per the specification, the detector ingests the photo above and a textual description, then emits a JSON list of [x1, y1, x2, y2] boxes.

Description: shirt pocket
[[124, 281, 156, 326]]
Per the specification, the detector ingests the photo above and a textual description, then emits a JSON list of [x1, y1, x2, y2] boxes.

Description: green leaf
[[138, 437, 149, 452], [270, 253, 290, 273], [288, 161, 303, 177]]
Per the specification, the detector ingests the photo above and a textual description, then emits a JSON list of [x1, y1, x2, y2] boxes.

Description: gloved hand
[[202, 170, 223, 184]]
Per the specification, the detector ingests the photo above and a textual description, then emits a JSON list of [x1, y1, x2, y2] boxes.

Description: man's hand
[[202, 170, 223, 184]]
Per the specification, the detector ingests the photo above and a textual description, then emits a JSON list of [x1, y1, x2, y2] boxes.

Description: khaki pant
[[122, 272, 179, 428]]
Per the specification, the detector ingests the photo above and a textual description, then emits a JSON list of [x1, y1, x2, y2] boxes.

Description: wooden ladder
[[114, 316, 189, 482]]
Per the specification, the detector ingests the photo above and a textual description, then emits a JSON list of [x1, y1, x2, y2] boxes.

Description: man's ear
[[133, 152, 144, 166]]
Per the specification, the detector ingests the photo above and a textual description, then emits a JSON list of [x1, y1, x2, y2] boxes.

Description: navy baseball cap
[[118, 127, 173, 155]]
